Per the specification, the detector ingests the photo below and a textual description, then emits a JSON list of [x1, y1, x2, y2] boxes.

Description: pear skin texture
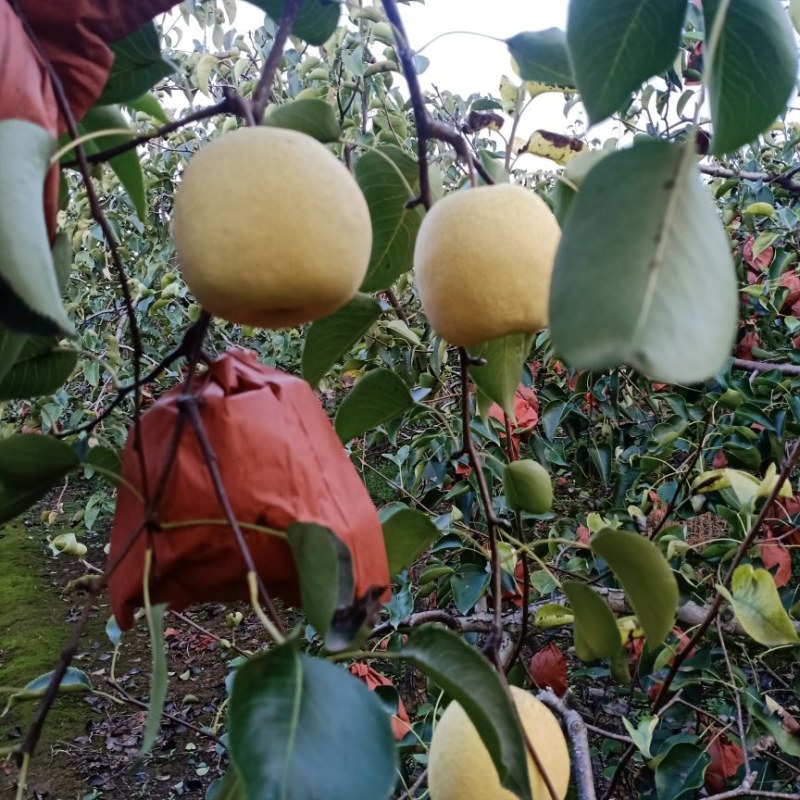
[[427, 686, 571, 800], [173, 127, 372, 328], [414, 184, 560, 347], [504, 459, 554, 513]]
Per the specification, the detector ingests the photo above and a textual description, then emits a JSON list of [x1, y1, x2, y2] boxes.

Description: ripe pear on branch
[[413, 184, 560, 348], [173, 126, 372, 329]]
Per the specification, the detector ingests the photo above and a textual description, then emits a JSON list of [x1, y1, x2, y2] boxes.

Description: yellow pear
[[428, 686, 571, 800], [413, 184, 560, 347], [173, 127, 372, 328]]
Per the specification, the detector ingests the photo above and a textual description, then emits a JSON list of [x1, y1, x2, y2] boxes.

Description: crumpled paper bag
[[109, 348, 390, 630]]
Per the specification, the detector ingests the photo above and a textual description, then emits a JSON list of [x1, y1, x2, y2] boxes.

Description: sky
[[400, 0, 568, 97], [226, 0, 578, 152]]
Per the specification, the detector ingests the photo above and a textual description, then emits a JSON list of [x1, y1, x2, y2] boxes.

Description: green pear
[[503, 459, 553, 513]]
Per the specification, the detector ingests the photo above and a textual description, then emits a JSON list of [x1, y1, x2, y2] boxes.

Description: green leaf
[[549, 139, 737, 384], [470, 334, 532, 416], [380, 506, 439, 576], [0, 337, 77, 401], [83, 446, 123, 484], [0, 325, 27, 387], [265, 99, 341, 142], [451, 564, 491, 614], [253, 0, 341, 46], [0, 120, 73, 336], [302, 293, 380, 386], [286, 522, 359, 651], [591, 527, 678, 645], [124, 92, 170, 125], [744, 689, 800, 757], [76, 105, 146, 221], [229, 644, 397, 800], [335, 368, 414, 442], [355, 146, 424, 292], [563, 581, 626, 665], [654, 741, 710, 800], [1, 667, 92, 715], [622, 715, 658, 760], [402, 626, 532, 800], [139, 602, 168, 760], [506, 29, 575, 88], [99, 23, 177, 105], [0, 434, 80, 524], [718, 565, 799, 646], [703, 0, 797, 155], [566, 0, 686, 124], [207, 769, 246, 800], [791, 0, 800, 34]]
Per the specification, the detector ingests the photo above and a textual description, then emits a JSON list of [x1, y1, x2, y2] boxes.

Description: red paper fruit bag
[[108, 349, 390, 630]]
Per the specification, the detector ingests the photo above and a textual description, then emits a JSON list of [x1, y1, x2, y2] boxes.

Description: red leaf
[[454, 460, 472, 478], [712, 450, 728, 469], [735, 331, 760, 360], [488, 385, 540, 435], [742, 236, 774, 272], [704, 732, 745, 793], [779, 271, 800, 313], [528, 643, 568, 697], [759, 529, 792, 587], [576, 525, 591, 545]]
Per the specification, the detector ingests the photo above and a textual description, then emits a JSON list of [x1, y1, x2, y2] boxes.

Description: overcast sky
[[401, 0, 568, 96]]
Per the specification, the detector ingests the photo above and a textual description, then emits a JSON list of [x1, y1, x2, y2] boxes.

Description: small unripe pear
[[503, 460, 553, 514]]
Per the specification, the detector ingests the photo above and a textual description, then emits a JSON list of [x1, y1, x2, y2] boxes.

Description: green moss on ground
[[0, 522, 100, 798]]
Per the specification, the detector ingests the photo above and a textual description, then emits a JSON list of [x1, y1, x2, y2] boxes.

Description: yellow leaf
[[522, 130, 586, 165]]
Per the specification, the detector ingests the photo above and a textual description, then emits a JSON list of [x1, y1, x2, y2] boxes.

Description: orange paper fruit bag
[[109, 349, 390, 629]]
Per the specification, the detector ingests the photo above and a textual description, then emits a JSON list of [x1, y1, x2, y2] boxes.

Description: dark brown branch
[[381, 0, 492, 212], [69, 98, 232, 166], [250, 0, 304, 121]]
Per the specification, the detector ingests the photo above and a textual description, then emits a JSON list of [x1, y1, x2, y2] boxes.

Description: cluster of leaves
[[2, 1, 800, 799]]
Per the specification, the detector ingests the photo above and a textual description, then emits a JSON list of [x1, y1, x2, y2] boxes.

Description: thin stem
[[458, 348, 504, 666], [648, 412, 711, 541], [415, 30, 504, 56], [716, 618, 750, 774], [63, 99, 232, 166]]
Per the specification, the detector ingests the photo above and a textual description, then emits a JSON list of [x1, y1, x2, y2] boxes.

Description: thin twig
[[732, 357, 800, 376], [66, 99, 232, 165], [250, 0, 304, 120], [716, 618, 750, 775], [648, 411, 711, 540], [699, 163, 800, 195], [458, 348, 504, 666]]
